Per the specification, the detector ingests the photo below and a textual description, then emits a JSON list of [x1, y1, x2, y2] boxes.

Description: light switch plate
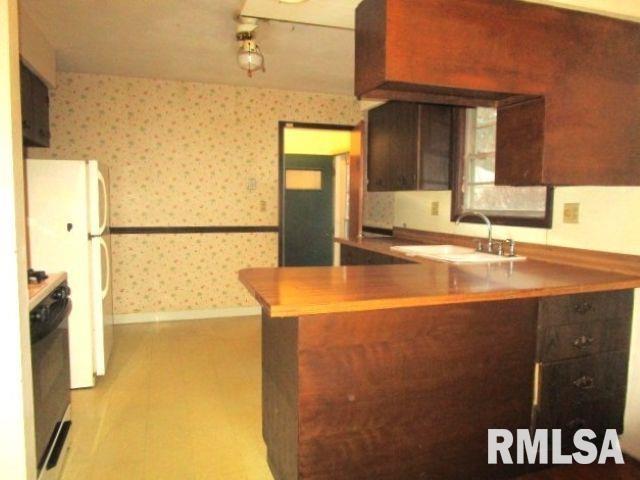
[[563, 203, 580, 224], [431, 201, 440, 216]]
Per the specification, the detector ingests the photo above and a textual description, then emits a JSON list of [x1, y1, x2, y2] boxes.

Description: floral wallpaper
[[363, 192, 395, 228], [111, 233, 277, 313], [30, 72, 362, 314]]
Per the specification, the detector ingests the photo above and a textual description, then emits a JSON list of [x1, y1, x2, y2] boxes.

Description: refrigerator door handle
[[100, 237, 110, 300], [98, 170, 108, 235]]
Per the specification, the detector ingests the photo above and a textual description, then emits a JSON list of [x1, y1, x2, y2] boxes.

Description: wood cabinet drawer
[[538, 290, 633, 327], [536, 351, 629, 439], [537, 319, 632, 362], [539, 352, 629, 404], [535, 394, 627, 450]]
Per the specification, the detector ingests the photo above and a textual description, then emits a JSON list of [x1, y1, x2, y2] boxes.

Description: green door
[[283, 155, 334, 266]]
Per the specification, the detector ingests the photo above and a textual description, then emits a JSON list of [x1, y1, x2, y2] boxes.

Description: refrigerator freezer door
[[27, 159, 96, 389], [91, 234, 114, 376]]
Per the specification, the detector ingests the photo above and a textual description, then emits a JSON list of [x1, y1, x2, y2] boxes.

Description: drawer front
[[538, 290, 633, 327], [537, 351, 629, 438], [539, 352, 629, 404], [538, 319, 632, 362], [535, 394, 627, 450]]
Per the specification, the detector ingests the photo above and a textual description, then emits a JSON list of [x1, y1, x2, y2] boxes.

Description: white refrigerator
[[27, 159, 114, 389]]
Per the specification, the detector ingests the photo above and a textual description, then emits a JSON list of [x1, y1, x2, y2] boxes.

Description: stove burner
[[28, 269, 48, 283]]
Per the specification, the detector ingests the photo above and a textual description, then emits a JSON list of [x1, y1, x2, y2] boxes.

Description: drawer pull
[[572, 335, 594, 350], [574, 302, 594, 315], [573, 376, 595, 390]]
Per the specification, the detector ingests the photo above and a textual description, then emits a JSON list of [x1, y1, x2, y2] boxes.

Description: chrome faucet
[[456, 211, 493, 253]]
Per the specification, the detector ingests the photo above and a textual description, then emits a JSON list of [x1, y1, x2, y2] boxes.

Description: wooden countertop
[[239, 238, 640, 317], [28, 272, 67, 311]]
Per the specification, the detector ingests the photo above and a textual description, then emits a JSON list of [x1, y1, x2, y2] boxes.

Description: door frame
[[278, 121, 355, 266]]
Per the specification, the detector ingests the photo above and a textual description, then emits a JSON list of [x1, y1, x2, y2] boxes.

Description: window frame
[[450, 108, 554, 229]]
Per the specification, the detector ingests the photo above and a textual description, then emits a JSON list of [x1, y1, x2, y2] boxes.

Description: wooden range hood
[[355, 0, 640, 186]]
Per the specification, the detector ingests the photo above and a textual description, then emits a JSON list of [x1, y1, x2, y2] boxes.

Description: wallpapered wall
[[29, 72, 362, 314]]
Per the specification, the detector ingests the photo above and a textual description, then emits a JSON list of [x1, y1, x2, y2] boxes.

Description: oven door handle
[[31, 299, 72, 344]]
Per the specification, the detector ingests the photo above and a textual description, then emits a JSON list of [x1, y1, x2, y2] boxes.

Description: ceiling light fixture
[[236, 17, 265, 78]]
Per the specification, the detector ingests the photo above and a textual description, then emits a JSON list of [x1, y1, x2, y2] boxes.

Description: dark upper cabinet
[[419, 104, 453, 190], [367, 101, 418, 191], [367, 101, 453, 192], [20, 63, 50, 148]]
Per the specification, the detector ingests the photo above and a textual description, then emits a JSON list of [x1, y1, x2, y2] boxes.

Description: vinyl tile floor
[[60, 317, 273, 480]]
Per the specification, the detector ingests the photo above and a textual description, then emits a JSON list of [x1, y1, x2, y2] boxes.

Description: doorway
[[279, 122, 362, 267]]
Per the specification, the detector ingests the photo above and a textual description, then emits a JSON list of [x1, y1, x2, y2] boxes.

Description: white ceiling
[[20, 0, 357, 95], [19, 0, 639, 96], [241, 0, 361, 29]]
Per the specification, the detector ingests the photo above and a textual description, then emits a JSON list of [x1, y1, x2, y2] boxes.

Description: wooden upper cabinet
[[367, 101, 453, 192], [367, 101, 418, 191], [20, 63, 34, 142], [355, 0, 640, 186], [419, 104, 453, 190], [20, 63, 51, 148]]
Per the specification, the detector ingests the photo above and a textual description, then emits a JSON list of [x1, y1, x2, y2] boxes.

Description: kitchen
[[1, 0, 640, 479]]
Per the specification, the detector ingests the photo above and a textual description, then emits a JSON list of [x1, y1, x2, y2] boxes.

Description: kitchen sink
[[390, 244, 526, 264], [390, 245, 475, 256]]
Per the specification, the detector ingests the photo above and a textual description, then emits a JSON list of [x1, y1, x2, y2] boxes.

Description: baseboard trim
[[113, 306, 262, 325]]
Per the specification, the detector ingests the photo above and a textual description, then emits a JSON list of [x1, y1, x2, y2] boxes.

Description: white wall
[[394, 187, 640, 458], [17, 4, 55, 87], [0, 0, 37, 478]]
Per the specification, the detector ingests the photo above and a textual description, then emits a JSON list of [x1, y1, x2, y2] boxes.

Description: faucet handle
[[505, 238, 516, 257], [473, 239, 484, 252]]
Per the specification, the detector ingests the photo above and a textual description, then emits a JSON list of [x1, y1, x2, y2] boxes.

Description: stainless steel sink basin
[[390, 244, 526, 264]]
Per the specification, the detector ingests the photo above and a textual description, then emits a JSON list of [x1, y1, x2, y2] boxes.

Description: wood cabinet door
[[419, 104, 453, 190], [20, 64, 50, 148], [30, 73, 50, 147], [340, 245, 400, 266], [20, 63, 34, 144], [367, 101, 419, 191]]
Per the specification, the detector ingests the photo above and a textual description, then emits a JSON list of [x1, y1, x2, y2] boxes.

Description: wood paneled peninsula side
[[239, 235, 640, 480]]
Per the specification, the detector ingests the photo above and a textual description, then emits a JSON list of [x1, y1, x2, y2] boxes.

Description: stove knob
[[30, 305, 48, 323], [52, 288, 67, 301]]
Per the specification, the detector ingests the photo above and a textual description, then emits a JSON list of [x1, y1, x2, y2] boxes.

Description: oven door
[[31, 295, 72, 472]]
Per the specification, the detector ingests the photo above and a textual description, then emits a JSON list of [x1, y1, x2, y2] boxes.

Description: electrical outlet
[[431, 201, 440, 216], [260, 200, 267, 212], [563, 203, 580, 224]]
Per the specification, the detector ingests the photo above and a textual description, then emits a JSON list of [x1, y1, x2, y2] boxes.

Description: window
[[285, 169, 322, 190], [452, 107, 553, 228]]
